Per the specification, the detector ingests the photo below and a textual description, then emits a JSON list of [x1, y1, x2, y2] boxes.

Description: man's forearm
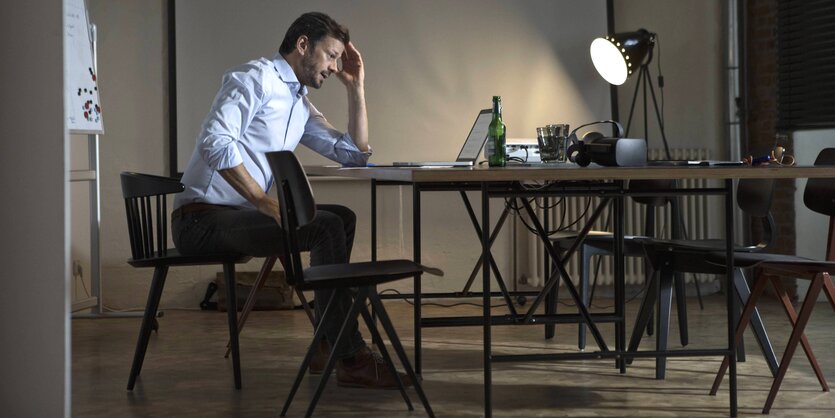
[[218, 163, 270, 206], [218, 163, 282, 223], [347, 86, 369, 152]]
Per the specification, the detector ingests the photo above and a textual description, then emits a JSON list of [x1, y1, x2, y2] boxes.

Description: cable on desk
[[506, 196, 593, 236], [534, 196, 565, 210]]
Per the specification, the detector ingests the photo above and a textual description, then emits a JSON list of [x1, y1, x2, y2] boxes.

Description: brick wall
[[746, 0, 778, 155], [745, 0, 796, 294]]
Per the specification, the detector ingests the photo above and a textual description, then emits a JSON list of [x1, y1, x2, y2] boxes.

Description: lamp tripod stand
[[623, 52, 672, 160]]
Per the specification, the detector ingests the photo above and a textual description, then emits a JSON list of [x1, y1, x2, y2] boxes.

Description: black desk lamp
[[590, 29, 671, 160]]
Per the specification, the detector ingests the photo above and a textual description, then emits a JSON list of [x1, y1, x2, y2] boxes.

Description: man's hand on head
[[337, 42, 364, 90]]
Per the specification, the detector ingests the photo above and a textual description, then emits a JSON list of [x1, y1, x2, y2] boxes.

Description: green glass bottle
[[488, 96, 506, 167]]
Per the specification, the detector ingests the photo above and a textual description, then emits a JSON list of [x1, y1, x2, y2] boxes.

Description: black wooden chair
[[629, 177, 780, 379], [550, 179, 690, 349], [266, 151, 440, 417], [120, 172, 246, 390], [709, 147, 835, 413]]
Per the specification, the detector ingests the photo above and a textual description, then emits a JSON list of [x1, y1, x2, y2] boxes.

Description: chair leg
[[369, 290, 435, 418], [127, 265, 168, 390], [223, 263, 242, 389], [710, 271, 769, 395], [277, 255, 316, 326], [762, 274, 825, 414], [225, 256, 277, 358], [655, 267, 674, 379], [280, 290, 338, 417], [296, 288, 316, 325], [770, 276, 829, 392], [544, 268, 557, 340], [626, 268, 659, 365], [822, 272, 835, 311], [646, 307, 655, 337], [578, 245, 593, 350], [731, 289, 746, 362], [733, 269, 779, 377], [645, 258, 655, 338], [305, 288, 371, 418], [359, 303, 414, 411], [673, 272, 689, 346]]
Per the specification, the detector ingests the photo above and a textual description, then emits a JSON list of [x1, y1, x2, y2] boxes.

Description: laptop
[[393, 109, 492, 167]]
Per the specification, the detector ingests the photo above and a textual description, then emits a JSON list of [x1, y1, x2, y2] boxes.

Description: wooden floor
[[72, 294, 835, 417]]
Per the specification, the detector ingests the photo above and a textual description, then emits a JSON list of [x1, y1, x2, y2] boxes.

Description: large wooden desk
[[307, 164, 835, 417], [307, 163, 835, 182]]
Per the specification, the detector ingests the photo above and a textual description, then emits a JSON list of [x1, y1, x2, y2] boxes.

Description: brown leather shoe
[[308, 339, 330, 375], [336, 346, 412, 390]]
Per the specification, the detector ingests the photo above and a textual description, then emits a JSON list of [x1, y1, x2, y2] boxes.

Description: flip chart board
[[65, 0, 104, 134]]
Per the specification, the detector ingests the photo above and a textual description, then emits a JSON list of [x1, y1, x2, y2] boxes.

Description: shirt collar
[[272, 54, 308, 97]]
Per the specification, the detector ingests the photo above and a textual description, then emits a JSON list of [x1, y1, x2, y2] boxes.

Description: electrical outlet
[[72, 260, 83, 278]]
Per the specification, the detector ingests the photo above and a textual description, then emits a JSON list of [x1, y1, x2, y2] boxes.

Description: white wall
[[87, 0, 175, 309], [70, 137, 93, 306], [87, 0, 726, 310], [175, 0, 610, 169], [0, 0, 69, 416], [614, 0, 725, 156]]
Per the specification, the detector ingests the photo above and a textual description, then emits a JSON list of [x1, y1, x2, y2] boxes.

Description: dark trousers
[[172, 203, 365, 358]]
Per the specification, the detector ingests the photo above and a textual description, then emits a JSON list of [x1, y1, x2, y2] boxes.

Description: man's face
[[299, 35, 344, 89]]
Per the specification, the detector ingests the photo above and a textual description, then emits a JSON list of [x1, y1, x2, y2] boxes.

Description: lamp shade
[[590, 29, 655, 85]]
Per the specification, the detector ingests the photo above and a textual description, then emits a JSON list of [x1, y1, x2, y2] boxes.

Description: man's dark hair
[[279, 12, 350, 55]]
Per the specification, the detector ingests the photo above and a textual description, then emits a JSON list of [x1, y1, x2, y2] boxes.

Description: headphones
[[565, 120, 625, 167]]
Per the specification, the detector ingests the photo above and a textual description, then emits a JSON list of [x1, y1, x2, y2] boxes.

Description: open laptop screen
[[456, 109, 492, 162]]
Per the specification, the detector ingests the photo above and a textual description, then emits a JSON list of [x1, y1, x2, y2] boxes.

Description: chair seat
[[128, 248, 251, 268], [295, 260, 443, 290], [551, 231, 647, 252], [706, 251, 834, 276], [299, 259, 434, 290], [637, 237, 765, 253], [550, 230, 614, 240]]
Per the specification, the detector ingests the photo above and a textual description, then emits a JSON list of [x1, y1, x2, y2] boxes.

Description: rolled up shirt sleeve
[[198, 71, 264, 171], [300, 98, 370, 167]]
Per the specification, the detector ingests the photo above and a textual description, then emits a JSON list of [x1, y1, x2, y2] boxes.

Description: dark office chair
[[629, 177, 780, 379], [550, 179, 691, 349], [267, 151, 440, 418], [710, 147, 835, 414], [120, 172, 246, 390]]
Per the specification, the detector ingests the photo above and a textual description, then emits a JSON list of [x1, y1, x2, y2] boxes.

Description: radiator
[[519, 148, 717, 287]]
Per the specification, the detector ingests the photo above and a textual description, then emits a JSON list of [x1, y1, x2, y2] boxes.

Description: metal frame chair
[[709, 147, 835, 413], [266, 151, 440, 417], [629, 177, 781, 379], [550, 179, 690, 349]]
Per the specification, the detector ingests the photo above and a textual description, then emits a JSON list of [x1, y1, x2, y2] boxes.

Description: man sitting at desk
[[172, 12, 404, 389]]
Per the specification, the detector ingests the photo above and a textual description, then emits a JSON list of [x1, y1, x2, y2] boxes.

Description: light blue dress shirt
[[174, 55, 369, 210]]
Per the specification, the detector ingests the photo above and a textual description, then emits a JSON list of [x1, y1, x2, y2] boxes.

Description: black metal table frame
[[368, 177, 738, 417]]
